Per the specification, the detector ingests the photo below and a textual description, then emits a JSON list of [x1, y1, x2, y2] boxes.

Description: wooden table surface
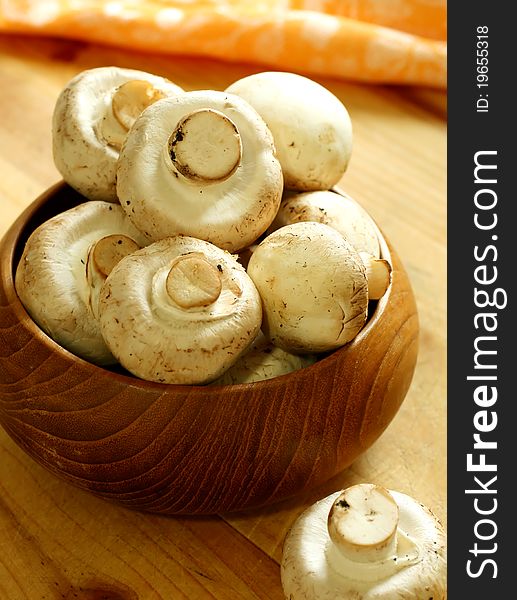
[[0, 35, 446, 600]]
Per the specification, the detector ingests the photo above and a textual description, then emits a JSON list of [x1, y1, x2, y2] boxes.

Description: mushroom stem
[[102, 80, 166, 150], [166, 254, 223, 308], [360, 253, 392, 300], [86, 233, 142, 321], [167, 109, 242, 183], [113, 80, 166, 130], [327, 484, 399, 564], [91, 234, 141, 278]]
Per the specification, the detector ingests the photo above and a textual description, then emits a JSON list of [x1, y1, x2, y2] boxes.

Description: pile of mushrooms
[[16, 67, 393, 385], [281, 483, 447, 599]]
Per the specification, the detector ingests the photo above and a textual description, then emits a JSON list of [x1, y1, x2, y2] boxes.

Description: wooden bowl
[[0, 183, 419, 515]]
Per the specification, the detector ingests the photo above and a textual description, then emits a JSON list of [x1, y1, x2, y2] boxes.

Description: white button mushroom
[[267, 190, 392, 300], [211, 332, 317, 385], [52, 66, 183, 202], [15, 201, 148, 365], [116, 90, 284, 252], [268, 190, 381, 258], [247, 222, 369, 353], [281, 483, 447, 600], [226, 72, 353, 191], [98, 236, 262, 384]]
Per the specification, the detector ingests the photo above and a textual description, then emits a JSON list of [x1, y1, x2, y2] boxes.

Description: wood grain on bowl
[[0, 183, 418, 515]]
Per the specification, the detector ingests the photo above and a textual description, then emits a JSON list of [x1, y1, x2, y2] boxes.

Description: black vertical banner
[[448, 4, 513, 597]]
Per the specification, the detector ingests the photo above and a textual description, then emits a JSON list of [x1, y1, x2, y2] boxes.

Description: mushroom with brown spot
[[15, 201, 147, 365], [98, 236, 262, 384], [281, 483, 447, 599], [226, 71, 352, 191], [116, 90, 284, 252], [52, 66, 183, 202], [247, 222, 370, 353]]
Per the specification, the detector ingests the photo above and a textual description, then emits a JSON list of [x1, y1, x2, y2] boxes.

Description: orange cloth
[[0, 1, 446, 88]]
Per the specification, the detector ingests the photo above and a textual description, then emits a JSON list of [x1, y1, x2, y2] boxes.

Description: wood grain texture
[[0, 33, 445, 599], [0, 182, 418, 515], [0, 439, 284, 600]]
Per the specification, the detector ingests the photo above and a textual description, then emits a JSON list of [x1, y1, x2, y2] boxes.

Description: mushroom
[[268, 190, 381, 258], [225, 71, 352, 191], [98, 235, 262, 384], [116, 90, 283, 252], [15, 201, 147, 365], [247, 222, 369, 353], [52, 66, 183, 202], [281, 483, 447, 599], [267, 190, 392, 299], [211, 332, 317, 385]]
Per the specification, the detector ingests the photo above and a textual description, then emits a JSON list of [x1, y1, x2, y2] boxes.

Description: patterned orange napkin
[[0, 0, 446, 87]]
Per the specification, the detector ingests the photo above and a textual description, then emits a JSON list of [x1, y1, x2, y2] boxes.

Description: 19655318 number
[[477, 26, 488, 88]]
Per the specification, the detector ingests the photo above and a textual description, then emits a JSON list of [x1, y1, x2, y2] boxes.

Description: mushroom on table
[[281, 483, 447, 599], [15, 201, 148, 365], [52, 66, 183, 202], [116, 90, 284, 252]]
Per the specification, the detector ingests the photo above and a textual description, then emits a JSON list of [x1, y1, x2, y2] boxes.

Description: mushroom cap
[[211, 332, 317, 385], [281, 487, 447, 600], [14, 200, 148, 365], [269, 190, 381, 258], [98, 236, 262, 384], [226, 71, 352, 191], [52, 66, 183, 202], [116, 90, 283, 252], [247, 222, 368, 353]]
